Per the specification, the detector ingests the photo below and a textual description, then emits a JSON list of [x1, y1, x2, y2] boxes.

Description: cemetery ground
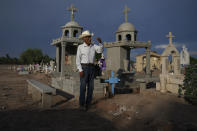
[[0, 65, 197, 131]]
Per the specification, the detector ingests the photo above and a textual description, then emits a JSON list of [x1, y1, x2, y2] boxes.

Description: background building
[[136, 51, 161, 72]]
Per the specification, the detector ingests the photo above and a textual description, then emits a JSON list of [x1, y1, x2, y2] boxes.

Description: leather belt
[[81, 63, 94, 66]]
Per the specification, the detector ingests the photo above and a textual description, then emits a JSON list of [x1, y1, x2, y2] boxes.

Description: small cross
[[67, 4, 78, 21], [123, 5, 130, 23], [166, 32, 175, 45], [105, 72, 120, 95]]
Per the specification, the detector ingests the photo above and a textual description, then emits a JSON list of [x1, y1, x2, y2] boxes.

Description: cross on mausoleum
[[105, 72, 120, 95], [67, 4, 78, 21], [166, 32, 175, 45], [123, 5, 130, 23]]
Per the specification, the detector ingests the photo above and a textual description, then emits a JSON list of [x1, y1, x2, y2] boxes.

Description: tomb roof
[[117, 22, 136, 33], [65, 21, 81, 28], [136, 51, 161, 57]]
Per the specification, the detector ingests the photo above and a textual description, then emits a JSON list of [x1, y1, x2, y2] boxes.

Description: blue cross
[[105, 71, 120, 95]]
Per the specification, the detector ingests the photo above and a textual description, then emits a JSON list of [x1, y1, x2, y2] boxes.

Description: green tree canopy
[[0, 49, 53, 65], [42, 54, 52, 64], [190, 56, 197, 65], [20, 48, 43, 64], [181, 64, 197, 105], [0, 54, 20, 64]]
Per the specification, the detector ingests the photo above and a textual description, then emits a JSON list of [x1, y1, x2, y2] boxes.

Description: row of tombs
[[50, 4, 189, 98]]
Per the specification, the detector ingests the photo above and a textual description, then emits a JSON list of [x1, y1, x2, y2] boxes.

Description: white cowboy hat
[[79, 30, 94, 39]]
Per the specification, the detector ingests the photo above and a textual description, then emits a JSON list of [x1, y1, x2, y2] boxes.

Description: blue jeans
[[79, 65, 95, 106]]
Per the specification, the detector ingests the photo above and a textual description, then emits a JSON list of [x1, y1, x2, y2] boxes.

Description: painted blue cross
[[105, 71, 120, 95]]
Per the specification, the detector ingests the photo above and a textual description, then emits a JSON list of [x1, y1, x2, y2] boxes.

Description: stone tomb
[[27, 79, 56, 108], [104, 6, 154, 89], [51, 74, 106, 98], [104, 5, 151, 76], [51, 4, 106, 99], [51, 5, 154, 97], [156, 32, 184, 94]]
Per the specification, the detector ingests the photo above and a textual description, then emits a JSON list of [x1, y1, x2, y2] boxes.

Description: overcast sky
[[0, 0, 197, 59]]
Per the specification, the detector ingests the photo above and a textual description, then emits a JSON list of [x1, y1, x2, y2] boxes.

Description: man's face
[[83, 36, 92, 45]]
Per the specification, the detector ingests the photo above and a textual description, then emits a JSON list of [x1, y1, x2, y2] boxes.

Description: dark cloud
[[0, 0, 197, 58]]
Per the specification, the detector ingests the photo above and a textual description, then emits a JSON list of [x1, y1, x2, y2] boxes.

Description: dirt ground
[[0, 65, 197, 131]]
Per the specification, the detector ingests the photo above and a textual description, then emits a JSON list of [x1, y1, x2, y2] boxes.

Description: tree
[[42, 54, 52, 64], [20, 48, 43, 64], [190, 56, 197, 65], [0, 49, 52, 65], [5, 54, 11, 64], [179, 64, 197, 105], [0, 56, 6, 64], [12, 57, 20, 64], [0, 54, 19, 64]]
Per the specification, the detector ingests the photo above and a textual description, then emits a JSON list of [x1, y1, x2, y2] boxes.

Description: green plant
[[181, 64, 197, 105]]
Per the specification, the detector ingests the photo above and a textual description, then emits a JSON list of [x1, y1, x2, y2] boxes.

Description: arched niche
[[161, 45, 180, 74], [126, 34, 131, 41], [73, 30, 78, 37], [65, 30, 69, 37], [118, 35, 122, 41]]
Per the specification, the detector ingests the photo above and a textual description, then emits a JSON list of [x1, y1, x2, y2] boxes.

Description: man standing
[[76, 30, 103, 111]]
